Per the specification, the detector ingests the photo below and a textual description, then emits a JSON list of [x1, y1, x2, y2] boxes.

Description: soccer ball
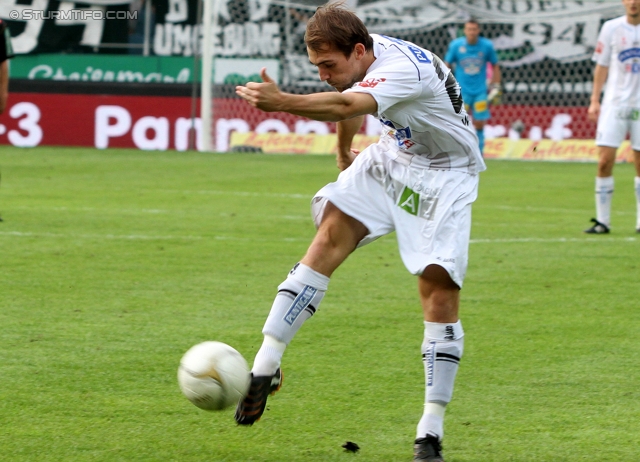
[[177, 341, 251, 411]]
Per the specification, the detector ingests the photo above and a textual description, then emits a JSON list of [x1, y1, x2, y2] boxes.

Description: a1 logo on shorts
[[398, 186, 420, 215], [616, 108, 640, 120], [397, 186, 439, 220]]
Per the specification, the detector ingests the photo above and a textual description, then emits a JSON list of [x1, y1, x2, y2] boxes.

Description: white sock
[[252, 263, 329, 376], [419, 402, 446, 440], [595, 176, 614, 227], [252, 335, 287, 376], [635, 177, 640, 229], [417, 321, 464, 440]]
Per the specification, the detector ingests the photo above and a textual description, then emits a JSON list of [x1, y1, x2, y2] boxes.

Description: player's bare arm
[[236, 68, 377, 122], [588, 64, 609, 122], [336, 116, 364, 171]]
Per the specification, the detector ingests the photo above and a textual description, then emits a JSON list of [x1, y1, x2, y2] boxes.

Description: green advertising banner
[[9, 54, 196, 83]]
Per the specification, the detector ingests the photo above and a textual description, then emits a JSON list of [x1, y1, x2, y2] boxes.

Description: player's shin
[[417, 320, 464, 440], [251, 263, 329, 376], [595, 176, 614, 226]]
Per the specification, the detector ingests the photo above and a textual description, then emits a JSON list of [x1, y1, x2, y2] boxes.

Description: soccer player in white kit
[[586, 0, 640, 234], [234, 3, 484, 460]]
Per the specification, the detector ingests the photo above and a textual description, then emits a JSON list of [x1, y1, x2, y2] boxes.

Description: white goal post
[[199, 0, 217, 152]]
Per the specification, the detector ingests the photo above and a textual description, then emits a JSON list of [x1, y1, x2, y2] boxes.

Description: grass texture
[[0, 147, 638, 461]]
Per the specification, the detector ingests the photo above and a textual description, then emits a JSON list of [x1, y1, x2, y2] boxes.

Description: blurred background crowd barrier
[[0, 0, 627, 158]]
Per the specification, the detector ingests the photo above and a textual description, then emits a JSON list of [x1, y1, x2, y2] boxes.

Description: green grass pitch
[[0, 146, 638, 461]]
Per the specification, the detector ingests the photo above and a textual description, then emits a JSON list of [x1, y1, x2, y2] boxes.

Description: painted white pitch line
[[184, 190, 311, 199], [0, 231, 203, 241], [470, 236, 637, 243], [4, 206, 307, 220], [10, 206, 169, 214], [1, 231, 636, 244], [481, 204, 635, 217]]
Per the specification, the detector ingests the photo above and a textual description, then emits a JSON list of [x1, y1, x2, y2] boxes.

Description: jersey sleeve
[[592, 20, 612, 66], [344, 62, 422, 116], [444, 41, 456, 64], [486, 40, 498, 65]]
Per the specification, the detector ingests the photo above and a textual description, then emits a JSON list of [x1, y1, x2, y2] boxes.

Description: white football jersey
[[592, 16, 640, 107], [343, 34, 485, 174]]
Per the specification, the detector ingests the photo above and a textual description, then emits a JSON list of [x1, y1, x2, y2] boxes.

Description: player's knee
[[597, 158, 615, 176], [312, 224, 344, 254], [303, 218, 360, 274], [597, 147, 617, 176], [318, 205, 366, 248], [420, 264, 459, 290], [419, 266, 460, 322]]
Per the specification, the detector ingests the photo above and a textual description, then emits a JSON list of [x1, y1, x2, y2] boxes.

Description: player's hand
[[587, 101, 600, 123], [336, 148, 360, 171], [488, 83, 502, 106], [235, 68, 281, 112]]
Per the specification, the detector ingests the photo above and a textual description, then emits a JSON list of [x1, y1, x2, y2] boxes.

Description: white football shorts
[[311, 143, 479, 287], [596, 104, 640, 150]]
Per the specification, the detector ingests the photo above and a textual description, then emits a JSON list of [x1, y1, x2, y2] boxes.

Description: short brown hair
[[304, 2, 373, 58]]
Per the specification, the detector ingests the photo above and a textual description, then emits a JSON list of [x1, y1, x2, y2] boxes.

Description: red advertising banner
[[489, 105, 596, 141], [0, 93, 196, 150], [0, 92, 597, 151]]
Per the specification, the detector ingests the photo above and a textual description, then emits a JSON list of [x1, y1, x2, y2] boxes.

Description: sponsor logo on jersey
[[595, 41, 604, 54], [392, 126, 412, 147], [624, 62, 640, 74], [408, 45, 431, 63], [356, 77, 386, 88], [460, 56, 482, 75], [395, 126, 412, 140], [618, 48, 640, 61], [380, 119, 415, 149]]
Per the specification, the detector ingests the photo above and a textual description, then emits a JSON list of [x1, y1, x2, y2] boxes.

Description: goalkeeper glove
[[488, 83, 502, 106]]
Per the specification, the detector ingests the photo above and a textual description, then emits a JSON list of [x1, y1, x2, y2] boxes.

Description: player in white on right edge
[[234, 2, 484, 460], [586, 0, 640, 234]]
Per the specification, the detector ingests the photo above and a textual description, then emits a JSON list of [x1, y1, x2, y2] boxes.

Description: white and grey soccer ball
[[177, 341, 251, 411]]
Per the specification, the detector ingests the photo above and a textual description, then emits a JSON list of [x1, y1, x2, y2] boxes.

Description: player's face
[[623, 0, 640, 19], [463, 23, 481, 44], [307, 44, 367, 92]]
